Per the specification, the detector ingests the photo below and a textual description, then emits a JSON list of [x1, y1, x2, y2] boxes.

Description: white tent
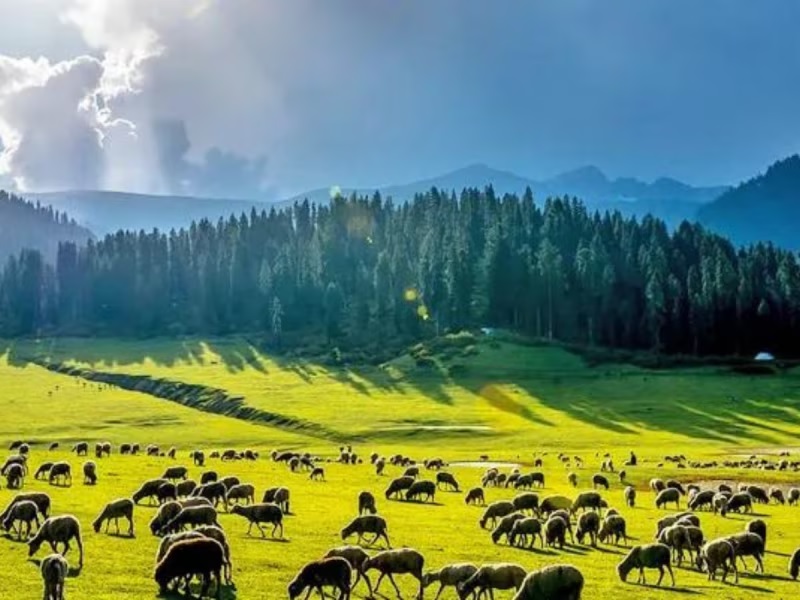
[[754, 352, 775, 361]]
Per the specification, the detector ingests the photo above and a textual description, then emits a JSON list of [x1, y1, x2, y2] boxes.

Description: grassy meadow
[[2, 336, 800, 598]]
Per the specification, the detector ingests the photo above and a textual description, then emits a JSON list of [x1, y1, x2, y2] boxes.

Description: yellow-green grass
[[1, 338, 800, 598]]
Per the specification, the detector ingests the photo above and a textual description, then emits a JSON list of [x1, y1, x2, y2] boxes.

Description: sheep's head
[[790, 554, 800, 580], [287, 577, 304, 599], [230, 505, 244, 517], [27, 537, 41, 557], [694, 553, 706, 572]]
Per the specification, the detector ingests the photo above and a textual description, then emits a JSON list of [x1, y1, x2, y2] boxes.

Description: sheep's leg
[[246, 521, 253, 536], [433, 583, 445, 600], [256, 522, 267, 538], [755, 554, 764, 573], [360, 571, 374, 595], [128, 516, 134, 537], [386, 573, 402, 598], [667, 563, 675, 587], [731, 558, 739, 584], [374, 573, 385, 593], [738, 556, 748, 571]]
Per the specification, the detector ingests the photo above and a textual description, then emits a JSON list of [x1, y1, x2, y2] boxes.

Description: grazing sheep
[[153, 537, 225, 598], [35, 462, 54, 480], [385, 476, 416, 500], [155, 483, 178, 505], [422, 563, 478, 600], [288, 557, 352, 600], [40, 553, 68, 600], [592, 473, 610, 490], [436, 472, 460, 492], [358, 491, 377, 515], [769, 487, 785, 505], [155, 530, 204, 566], [721, 492, 752, 516], [150, 501, 183, 537], [789, 548, 800, 580], [309, 467, 325, 481], [0, 492, 51, 521], [491, 512, 525, 545], [176, 480, 197, 498], [545, 516, 568, 549], [657, 524, 692, 565], [1, 454, 28, 475], [406, 480, 437, 503], [576, 511, 600, 547], [364, 548, 424, 599], [324, 546, 374, 595], [747, 485, 769, 504], [218, 476, 240, 491], [146, 444, 160, 457], [200, 471, 218, 484], [655, 488, 681, 510], [48, 443, 59, 452], [167, 447, 177, 459], [665, 480, 685, 495], [788, 488, 800, 506], [341, 515, 390, 548], [624, 486, 636, 508], [567, 472, 578, 487], [696, 538, 738, 583], [458, 563, 526, 599], [688, 490, 716, 511], [226, 483, 256, 506], [745, 519, 767, 549], [133, 478, 169, 505], [712, 493, 729, 515], [162, 505, 221, 535], [48, 462, 71, 487], [479, 501, 516, 529], [92, 498, 135, 537], [549, 510, 576, 544], [598, 514, 628, 546], [375, 458, 386, 476], [571, 491, 604, 514], [539, 495, 572, 516], [649, 478, 665, 493], [82, 461, 97, 485], [71, 442, 88, 456], [161, 466, 189, 481], [2, 499, 40, 540], [726, 532, 765, 573], [5, 463, 24, 489], [120, 443, 132, 455], [617, 543, 674, 586], [512, 492, 540, 515], [465, 487, 485, 506], [28, 515, 84, 569], [192, 482, 228, 509], [403, 466, 420, 479], [512, 564, 584, 600], [618, 470, 627, 483], [262, 487, 290, 514], [509, 517, 544, 548]]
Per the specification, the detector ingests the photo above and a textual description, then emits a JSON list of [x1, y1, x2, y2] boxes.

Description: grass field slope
[[1, 336, 800, 598]]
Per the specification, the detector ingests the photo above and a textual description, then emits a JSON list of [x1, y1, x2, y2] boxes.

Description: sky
[[0, 0, 799, 200]]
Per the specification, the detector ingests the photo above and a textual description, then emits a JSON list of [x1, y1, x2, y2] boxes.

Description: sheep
[[309, 467, 325, 481], [769, 487, 785, 505], [721, 492, 753, 516], [549, 510, 576, 544], [131, 443, 141, 455], [364, 548, 424, 599], [93, 498, 135, 537], [479, 500, 516, 529], [120, 443, 132, 455], [571, 491, 604, 514], [655, 513, 699, 537], [176, 480, 197, 498], [790, 548, 800, 580], [458, 563, 526, 599], [71, 442, 88, 456], [688, 490, 716, 511], [221, 449, 238, 461], [1, 499, 40, 540], [48, 443, 60, 452], [745, 519, 767, 549], [618, 470, 627, 483], [385, 476, 416, 499], [406, 480, 437, 503], [624, 486, 636, 507], [539, 495, 572, 516], [514, 473, 543, 490], [375, 458, 386, 476], [153, 537, 225, 598], [512, 492, 540, 515], [288, 557, 352, 600], [545, 516, 568, 549], [616, 543, 674, 586], [491, 512, 525, 545], [665, 480, 685, 495], [726, 532, 765, 573], [341, 515, 390, 548], [789, 487, 800, 506], [358, 491, 377, 515], [324, 545, 374, 595], [201, 471, 218, 484], [161, 466, 189, 481], [190, 450, 205, 467], [712, 493, 729, 515], [465, 487, 485, 506], [162, 505, 221, 535], [167, 447, 177, 459], [592, 473, 609, 490], [512, 564, 584, 600], [509, 517, 543, 548], [132, 478, 169, 505], [82, 461, 97, 485], [718, 483, 732, 494], [657, 524, 692, 565], [1, 454, 28, 475], [35, 462, 54, 480], [40, 552, 69, 600], [403, 466, 420, 479], [576, 511, 600, 547], [150, 501, 183, 536], [28, 515, 84, 569], [655, 488, 681, 510], [5, 463, 24, 489], [649, 478, 665, 493], [48, 462, 71, 487], [747, 485, 769, 504], [155, 530, 204, 566], [598, 514, 628, 546], [567, 472, 578, 487], [146, 444, 160, 456], [0, 492, 51, 521], [218, 475, 240, 491], [262, 487, 291, 514], [226, 483, 256, 506], [422, 563, 478, 600], [696, 538, 738, 583], [436, 472, 459, 492], [193, 482, 228, 509]]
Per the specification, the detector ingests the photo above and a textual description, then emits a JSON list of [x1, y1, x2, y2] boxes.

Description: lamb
[[696, 538, 738, 583], [162, 505, 221, 535], [571, 491, 604, 514], [436, 472, 459, 492], [153, 537, 225, 598], [161, 466, 189, 481], [364, 548, 424, 599], [132, 478, 169, 505], [422, 563, 478, 600], [231, 503, 284, 538], [721, 492, 752, 516], [650, 478, 665, 493], [655, 488, 681, 510], [0, 492, 51, 521], [592, 473, 610, 490], [287, 557, 352, 600], [458, 563, 526, 599], [790, 548, 800, 580], [1, 499, 40, 540], [479, 500, 516, 529], [358, 491, 377, 515], [465, 487, 485, 506], [5, 463, 24, 488], [616, 543, 674, 586], [406, 480, 437, 502], [40, 553, 69, 600], [226, 483, 256, 506], [745, 519, 767, 549], [82, 461, 97, 485], [624, 485, 636, 507], [509, 517, 544, 548], [726, 532, 765, 573], [262, 486, 291, 513], [28, 515, 84, 569], [539, 495, 572, 516], [545, 516, 568, 549], [324, 545, 374, 595], [92, 498, 135, 537], [512, 492, 539, 515], [491, 512, 525, 545], [512, 564, 584, 600], [688, 490, 716, 511], [48, 462, 71, 487], [341, 515, 391, 548], [35, 462, 54, 480], [576, 511, 600, 547], [598, 514, 628, 546]]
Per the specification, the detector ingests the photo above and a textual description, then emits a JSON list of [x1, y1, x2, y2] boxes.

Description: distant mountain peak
[[553, 165, 609, 186]]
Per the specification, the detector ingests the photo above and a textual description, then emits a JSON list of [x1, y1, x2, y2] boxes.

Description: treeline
[[1, 187, 799, 357], [0, 191, 93, 264]]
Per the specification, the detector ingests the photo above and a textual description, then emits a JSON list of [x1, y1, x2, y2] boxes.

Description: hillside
[[0, 190, 93, 262], [698, 155, 800, 249]]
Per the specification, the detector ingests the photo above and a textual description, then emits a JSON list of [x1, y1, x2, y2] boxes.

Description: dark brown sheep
[[287, 557, 352, 600], [153, 537, 225, 598]]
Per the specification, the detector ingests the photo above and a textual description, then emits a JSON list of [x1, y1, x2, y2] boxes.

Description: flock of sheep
[[2, 441, 800, 599]]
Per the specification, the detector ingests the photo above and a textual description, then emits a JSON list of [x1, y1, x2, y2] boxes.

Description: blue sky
[[1, 1, 799, 198]]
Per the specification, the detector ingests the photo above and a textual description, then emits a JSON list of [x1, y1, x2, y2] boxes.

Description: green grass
[[2, 337, 800, 598]]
